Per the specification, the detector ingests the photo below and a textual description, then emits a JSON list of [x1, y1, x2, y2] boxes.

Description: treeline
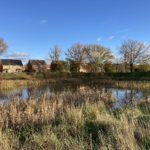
[[49, 40, 150, 73], [0, 38, 150, 73]]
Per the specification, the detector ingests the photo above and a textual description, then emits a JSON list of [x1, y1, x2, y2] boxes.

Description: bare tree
[[0, 38, 7, 54], [66, 43, 87, 63], [49, 45, 61, 62], [119, 40, 150, 72], [86, 44, 114, 72]]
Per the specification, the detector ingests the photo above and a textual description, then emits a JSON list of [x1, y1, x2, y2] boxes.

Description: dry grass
[[89, 79, 150, 90], [0, 78, 150, 91], [0, 89, 149, 150], [0, 79, 57, 90]]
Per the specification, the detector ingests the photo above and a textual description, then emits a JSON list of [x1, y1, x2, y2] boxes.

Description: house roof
[[28, 60, 46, 66], [0, 59, 23, 66]]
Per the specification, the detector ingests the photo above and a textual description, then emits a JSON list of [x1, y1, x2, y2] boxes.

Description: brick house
[[0, 59, 23, 73], [26, 60, 47, 72]]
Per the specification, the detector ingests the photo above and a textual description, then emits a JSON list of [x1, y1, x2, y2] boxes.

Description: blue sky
[[0, 0, 150, 62]]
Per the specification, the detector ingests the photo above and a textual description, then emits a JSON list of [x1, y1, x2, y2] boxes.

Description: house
[[0, 59, 23, 73], [26, 60, 47, 72], [79, 63, 92, 73], [70, 61, 92, 73]]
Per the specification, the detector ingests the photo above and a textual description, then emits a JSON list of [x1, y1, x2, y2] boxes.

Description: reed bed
[[0, 89, 149, 150]]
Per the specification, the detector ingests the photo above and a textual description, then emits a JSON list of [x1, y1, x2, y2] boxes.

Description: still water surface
[[0, 83, 149, 108]]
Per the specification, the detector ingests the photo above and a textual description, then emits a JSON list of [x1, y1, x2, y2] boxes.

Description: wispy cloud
[[3, 52, 30, 62], [97, 28, 130, 42], [97, 35, 115, 42], [40, 19, 48, 24], [115, 29, 129, 34], [107, 36, 115, 40], [115, 28, 129, 40]]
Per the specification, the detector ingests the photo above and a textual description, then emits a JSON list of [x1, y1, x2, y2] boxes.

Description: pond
[[0, 83, 149, 108]]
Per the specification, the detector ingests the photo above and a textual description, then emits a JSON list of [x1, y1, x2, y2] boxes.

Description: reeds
[[0, 90, 149, 150]]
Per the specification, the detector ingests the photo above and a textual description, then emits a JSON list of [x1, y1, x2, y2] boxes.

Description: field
[[0, 72, 150, 150]]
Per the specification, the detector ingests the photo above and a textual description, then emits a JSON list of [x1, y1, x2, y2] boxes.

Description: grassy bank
[[41, 72, 150, 81], [0, 72, 150, 81], [0, 90, 149, 150]]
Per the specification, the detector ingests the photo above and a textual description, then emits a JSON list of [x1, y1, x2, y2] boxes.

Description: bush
[[105, 63, 116, 73], [135, 64, 150, 72], [70, 61, 80, 72], [51, 61, 69, 72]]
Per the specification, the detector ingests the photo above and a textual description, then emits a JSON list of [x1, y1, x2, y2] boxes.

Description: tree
[[49, 45, 61, 62], [119, 40, 150, 72], [86, 44, 114, 72], [66, 43, 87, 63], [51, 60, 69, 72], [0, 38, 7, 54]]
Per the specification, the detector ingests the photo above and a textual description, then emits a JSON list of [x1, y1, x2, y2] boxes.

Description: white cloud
[[40, 19, 48, 24], [97, 35, 115, 42], [3, 52, 30, 62]]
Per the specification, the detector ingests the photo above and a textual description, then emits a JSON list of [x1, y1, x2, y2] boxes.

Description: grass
[[0, 88, 149, 150], [0, 72, 149, 91], [0, 73, 150, 91], [0, 79, 57, 91], [0, 72, 32, 80], [0, 71, 150, 80], [42, 72, 150, 81], [0, 72, 149, 149]]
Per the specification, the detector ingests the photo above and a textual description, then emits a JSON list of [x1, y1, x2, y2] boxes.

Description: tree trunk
[[124, 63, 128, 72], [130, 63, 133, 72]]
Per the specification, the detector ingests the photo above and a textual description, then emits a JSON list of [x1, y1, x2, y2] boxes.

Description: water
[[0, 83, 149, 108]]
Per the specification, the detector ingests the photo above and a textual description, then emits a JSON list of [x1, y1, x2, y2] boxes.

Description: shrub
[[51, 61, 69, 72]]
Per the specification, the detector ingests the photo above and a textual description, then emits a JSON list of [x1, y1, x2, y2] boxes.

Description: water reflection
[[112, 89, 149, 108], [0, 84, 149, 108]]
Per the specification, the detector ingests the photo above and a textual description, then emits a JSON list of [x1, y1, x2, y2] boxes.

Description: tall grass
[[0, 79, 56, 90], [0, 89, 149, 150], [0, 78, 150, 91]]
